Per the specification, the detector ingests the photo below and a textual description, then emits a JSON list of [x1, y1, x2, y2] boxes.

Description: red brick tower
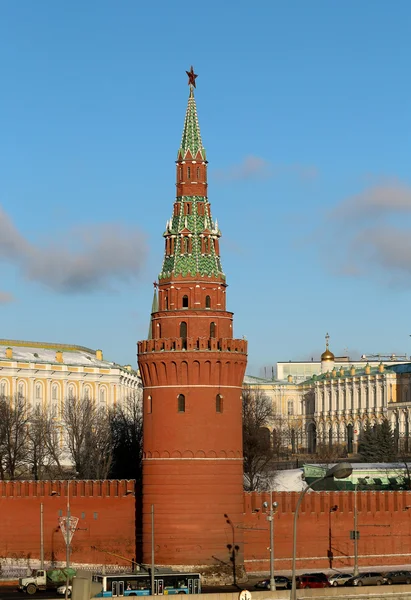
[[138, 69, 247, 572]]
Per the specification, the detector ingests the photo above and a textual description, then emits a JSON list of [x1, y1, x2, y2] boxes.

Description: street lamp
[[262, 493, 279, 592], [353, 476, 369, 576], [328, 505, 338, 569], [290, 462, 352, 600]]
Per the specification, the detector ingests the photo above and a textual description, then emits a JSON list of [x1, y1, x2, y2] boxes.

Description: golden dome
[[321, 332, 335, 362]]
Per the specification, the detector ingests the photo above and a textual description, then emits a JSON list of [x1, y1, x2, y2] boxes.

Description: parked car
[[254, 576, 291, 590], [301, 573, 329, 584], [328, 573, 353, 587], [345, 572, 386, 586], [384, 571, 411, 585], [56, 585, 72, 596], [297, 575, 330, 589]]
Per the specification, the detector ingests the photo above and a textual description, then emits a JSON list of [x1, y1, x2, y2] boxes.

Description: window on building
[[100, 388, 106, 404], [52, 403, 57, 417], [35, 384, 42, 400], [18, 383, 24, 398], [184, 202, 192, 215], [147, 396, 152, 414], [287, 400, 294, 416], [179, 167, 183, 181], [210, 322, 216, 338], [204, 237, 210, 253], [216, 394, 223, 413], [187, 166, 191, 180], [181, 236, 189, 254], [197, 167, 200, 179], [0, 382, 6, 397], [182, 295, 189, 308], [164, 295, 168, 310], [205, 295, 211, 309], [180, 321, 187, 339], [52, 385, 57, 400], [84, 387, 90, 400], [178, 394, 185, 413], [68, 386, 75, 400]]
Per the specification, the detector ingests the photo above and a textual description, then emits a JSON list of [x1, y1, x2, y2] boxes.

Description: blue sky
[[0, 1, 410, 375]]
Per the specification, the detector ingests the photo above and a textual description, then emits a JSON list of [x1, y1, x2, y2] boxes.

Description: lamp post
[[328, 505, 338, 569], [65, 480, 72, 600], [151, 504, 155, 596], [353, 477, 369, 576], [263, 493, 278, 592], [290, 462, 352, 600]]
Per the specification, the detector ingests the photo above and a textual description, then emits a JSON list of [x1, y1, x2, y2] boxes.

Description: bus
[[92, 572, 201, 596]]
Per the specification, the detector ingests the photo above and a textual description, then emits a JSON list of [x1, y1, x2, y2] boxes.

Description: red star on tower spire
[[186, 66, 198, 88]]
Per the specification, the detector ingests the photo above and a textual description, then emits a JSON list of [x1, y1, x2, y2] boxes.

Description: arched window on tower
[[197, 167, 200, 180], [147, 395, 152, 414], [156, 323, 161, 339], [164, 295, 168, 310], [182, 295, 189, 309], [179, 167, 183, 181], [178, 394, 185, 413], [180, 322, 187, 349], [204, 237, 210, 254], [187, 166, 191, 180], [197, 203, 204, 216], [181, 237, 190, 254], [205, 295, 211, 309], [35, 384, 42, 400], [210, 322, 216, 338], [216, 394, 223, 413]]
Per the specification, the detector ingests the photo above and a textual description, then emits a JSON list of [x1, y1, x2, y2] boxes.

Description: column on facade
[[46, 378, 52, 411]]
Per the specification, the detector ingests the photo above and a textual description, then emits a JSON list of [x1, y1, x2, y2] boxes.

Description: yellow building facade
[[0, 339, 141, 415]]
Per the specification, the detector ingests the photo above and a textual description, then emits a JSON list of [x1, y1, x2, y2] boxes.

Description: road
[[0, 582, 262, 600]]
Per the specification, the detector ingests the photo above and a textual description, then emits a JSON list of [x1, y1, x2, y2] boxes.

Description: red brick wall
[[0, 480, 136, 566], [243, 490, 411, 573]]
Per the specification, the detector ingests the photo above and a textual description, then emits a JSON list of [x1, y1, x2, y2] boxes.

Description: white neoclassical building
[[0, 338, 141, 415]]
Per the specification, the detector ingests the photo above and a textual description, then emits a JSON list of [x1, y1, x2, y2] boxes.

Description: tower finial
[[186, 65, 198, 89], [325, 332, 330, 349]]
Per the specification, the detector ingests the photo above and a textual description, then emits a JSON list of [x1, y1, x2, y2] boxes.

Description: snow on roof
[[270, 469, 307, 492], [0, 341, 120, 369]]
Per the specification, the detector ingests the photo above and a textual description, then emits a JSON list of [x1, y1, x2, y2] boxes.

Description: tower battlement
[[138, 336, 247, 354]]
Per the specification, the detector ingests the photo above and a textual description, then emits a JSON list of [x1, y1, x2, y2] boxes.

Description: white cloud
[[213, 155, 318, 182], [322, 180, 411, 285], [0, 291, 15, 304], [0, 206, 147, 293]]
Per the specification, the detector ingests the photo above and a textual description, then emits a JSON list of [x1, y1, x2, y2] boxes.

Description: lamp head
[[272, 501, 278, 509], [262, 501, 268, 508], [325, 462, 353, 480]]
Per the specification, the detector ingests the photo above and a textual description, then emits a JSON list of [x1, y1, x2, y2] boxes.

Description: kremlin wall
[[2, 481, 411, 574]]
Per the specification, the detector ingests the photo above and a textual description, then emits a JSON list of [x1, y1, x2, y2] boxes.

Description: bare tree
[[26, 408, 49, 480], [242, 386, 274, 491], [109, 392, 143, 482], [63, 397, 113, 479], [0, 395, 30, 479]]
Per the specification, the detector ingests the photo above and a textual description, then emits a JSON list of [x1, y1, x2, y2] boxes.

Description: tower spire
[[178, 67, 205, 161]]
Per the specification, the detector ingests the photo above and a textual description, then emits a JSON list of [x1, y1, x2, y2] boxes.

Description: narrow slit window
[[205, 295, 211, 309], [180, 321, 187, 339], [197, 167, 200, 179], [182, 295, 189, 308], [147, 396, 152, 414], [216, 394, 223, 413], [210, 322, 216, 338], [187, 166, 191, 180], [178, 394, 185, 413]]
